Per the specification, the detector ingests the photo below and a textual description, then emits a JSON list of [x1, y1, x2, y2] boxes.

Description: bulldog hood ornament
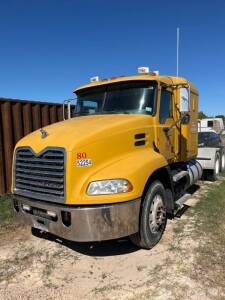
[[40, 128, 48, 139]]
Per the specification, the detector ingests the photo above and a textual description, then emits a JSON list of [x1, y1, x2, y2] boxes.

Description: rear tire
[[130, 181, 167, 250], [210, 153, 220, 181], [220, 151, 225, 172]]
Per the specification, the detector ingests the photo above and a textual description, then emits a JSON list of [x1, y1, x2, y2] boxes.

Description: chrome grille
[[14, 147, 65, 203]]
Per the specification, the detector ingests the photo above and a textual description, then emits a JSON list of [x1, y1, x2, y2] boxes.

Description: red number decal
[[77, 152, 87, 159]]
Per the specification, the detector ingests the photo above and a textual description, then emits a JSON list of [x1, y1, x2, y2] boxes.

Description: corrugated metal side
[[0, 98, 63, 195]]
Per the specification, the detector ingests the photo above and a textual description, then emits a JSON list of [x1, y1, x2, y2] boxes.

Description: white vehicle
[[198, 118, 224, 133], [197, 129, 225, 180]]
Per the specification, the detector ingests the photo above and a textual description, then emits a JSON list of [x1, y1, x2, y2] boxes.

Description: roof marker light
[[138, 67, 149, 74], [90, 76, 100, 82]]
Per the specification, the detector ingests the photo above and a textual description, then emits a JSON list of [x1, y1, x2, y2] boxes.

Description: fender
[[77, 148, 168, 205]]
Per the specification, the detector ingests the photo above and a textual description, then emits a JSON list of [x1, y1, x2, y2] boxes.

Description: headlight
[[87, 179, 133, 195]]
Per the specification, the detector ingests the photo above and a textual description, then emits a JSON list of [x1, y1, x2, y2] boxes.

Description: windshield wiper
[[102, 110, 130, 114]]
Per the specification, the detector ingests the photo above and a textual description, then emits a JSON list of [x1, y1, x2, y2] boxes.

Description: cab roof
[[74, 74, 198, 95]]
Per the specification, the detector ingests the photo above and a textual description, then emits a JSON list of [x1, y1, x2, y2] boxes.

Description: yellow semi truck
[[12, 67, 203, 249]]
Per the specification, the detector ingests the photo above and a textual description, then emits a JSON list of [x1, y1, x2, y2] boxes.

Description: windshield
[[198, 131, 220, 145], [75, 81, 156, 116], [199, 132, 214, 143]]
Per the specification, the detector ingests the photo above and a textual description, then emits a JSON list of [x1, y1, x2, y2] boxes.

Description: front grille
[[14, 147, 65, 203]]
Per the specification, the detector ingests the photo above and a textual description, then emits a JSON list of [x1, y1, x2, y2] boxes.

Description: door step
[[173, 171, 188, 182], [175, 193, 191, 208]]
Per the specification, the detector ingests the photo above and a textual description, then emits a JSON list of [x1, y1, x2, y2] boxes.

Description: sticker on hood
[[76, 159, 92, 167], [76, 153, 92, 167]]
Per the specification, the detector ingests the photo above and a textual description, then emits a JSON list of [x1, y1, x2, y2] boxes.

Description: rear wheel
[[210, 153, 220, 181], [130, 181, 167, 249], [220, 151, 225, 172]]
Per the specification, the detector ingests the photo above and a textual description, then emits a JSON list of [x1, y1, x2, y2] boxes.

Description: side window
[[160, 89, 172, 123], [208, 121, 213, 127]]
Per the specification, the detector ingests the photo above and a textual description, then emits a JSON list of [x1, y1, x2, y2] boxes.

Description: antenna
[[176, 27, 180, 77]]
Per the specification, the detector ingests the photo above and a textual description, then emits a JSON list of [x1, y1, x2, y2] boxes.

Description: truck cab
[[12, 68, 202, 249]]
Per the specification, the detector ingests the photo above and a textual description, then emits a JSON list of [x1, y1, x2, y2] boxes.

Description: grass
[[0, 194, 16, 233], [193, 180, 225, 234], [188, 179, 225, 293], [0, 194, 13, 222]]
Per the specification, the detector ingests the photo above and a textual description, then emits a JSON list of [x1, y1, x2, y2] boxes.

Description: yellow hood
[[16, 114, 151, 153], [14, 113, 163, 205]]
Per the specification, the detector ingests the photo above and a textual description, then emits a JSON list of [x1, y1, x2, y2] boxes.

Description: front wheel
[[130, 181, 167, 250]]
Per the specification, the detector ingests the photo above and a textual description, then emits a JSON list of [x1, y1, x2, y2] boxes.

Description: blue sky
[[0, 0, 225, 116]]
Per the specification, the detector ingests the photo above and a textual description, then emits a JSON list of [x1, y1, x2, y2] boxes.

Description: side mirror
[[181, 113, 190, 124], [179, 87, 190, 113]]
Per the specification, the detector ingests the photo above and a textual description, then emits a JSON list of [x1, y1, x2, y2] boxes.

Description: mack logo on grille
[[14, 147, 65, 203]]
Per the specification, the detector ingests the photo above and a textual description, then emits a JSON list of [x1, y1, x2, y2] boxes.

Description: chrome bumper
[[12, 196, 141, 242]]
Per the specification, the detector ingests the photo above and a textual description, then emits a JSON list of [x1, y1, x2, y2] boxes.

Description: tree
[[198, 111, 208, 119]]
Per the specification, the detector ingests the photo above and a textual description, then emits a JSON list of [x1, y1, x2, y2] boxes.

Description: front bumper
[[12, 196, 141, 242]]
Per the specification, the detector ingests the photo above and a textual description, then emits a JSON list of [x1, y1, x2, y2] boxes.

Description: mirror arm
[[163, 113, 190, 135], [163, 118, 180, 134], [63, 99, 72, 120]]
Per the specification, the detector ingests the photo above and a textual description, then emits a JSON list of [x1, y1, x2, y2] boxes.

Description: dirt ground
[[0, 178, 224, 300]]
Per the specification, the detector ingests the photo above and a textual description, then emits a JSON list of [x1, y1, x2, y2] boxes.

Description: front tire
[[130, 181, 167, 249]]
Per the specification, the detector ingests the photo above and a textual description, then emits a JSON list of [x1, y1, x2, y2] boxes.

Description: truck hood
[[16, 114, 151, 153]]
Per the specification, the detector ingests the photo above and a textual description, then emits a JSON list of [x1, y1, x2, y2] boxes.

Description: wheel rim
[[222, 154, 225, 170], [215, 158, 220, 175], [149, 194, 166, 234]]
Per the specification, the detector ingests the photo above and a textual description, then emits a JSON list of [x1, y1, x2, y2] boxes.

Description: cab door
[[156, 87, 176, 161]]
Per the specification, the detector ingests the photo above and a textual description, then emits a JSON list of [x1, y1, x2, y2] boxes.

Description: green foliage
[[188, 180, 225, 290], [194, 180, 225, 235], [198, 111, 208, 119], [0, 195, 13, 222]]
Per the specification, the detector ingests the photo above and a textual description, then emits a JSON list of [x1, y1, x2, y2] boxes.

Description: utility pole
[[176, 27, 180, 77]]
